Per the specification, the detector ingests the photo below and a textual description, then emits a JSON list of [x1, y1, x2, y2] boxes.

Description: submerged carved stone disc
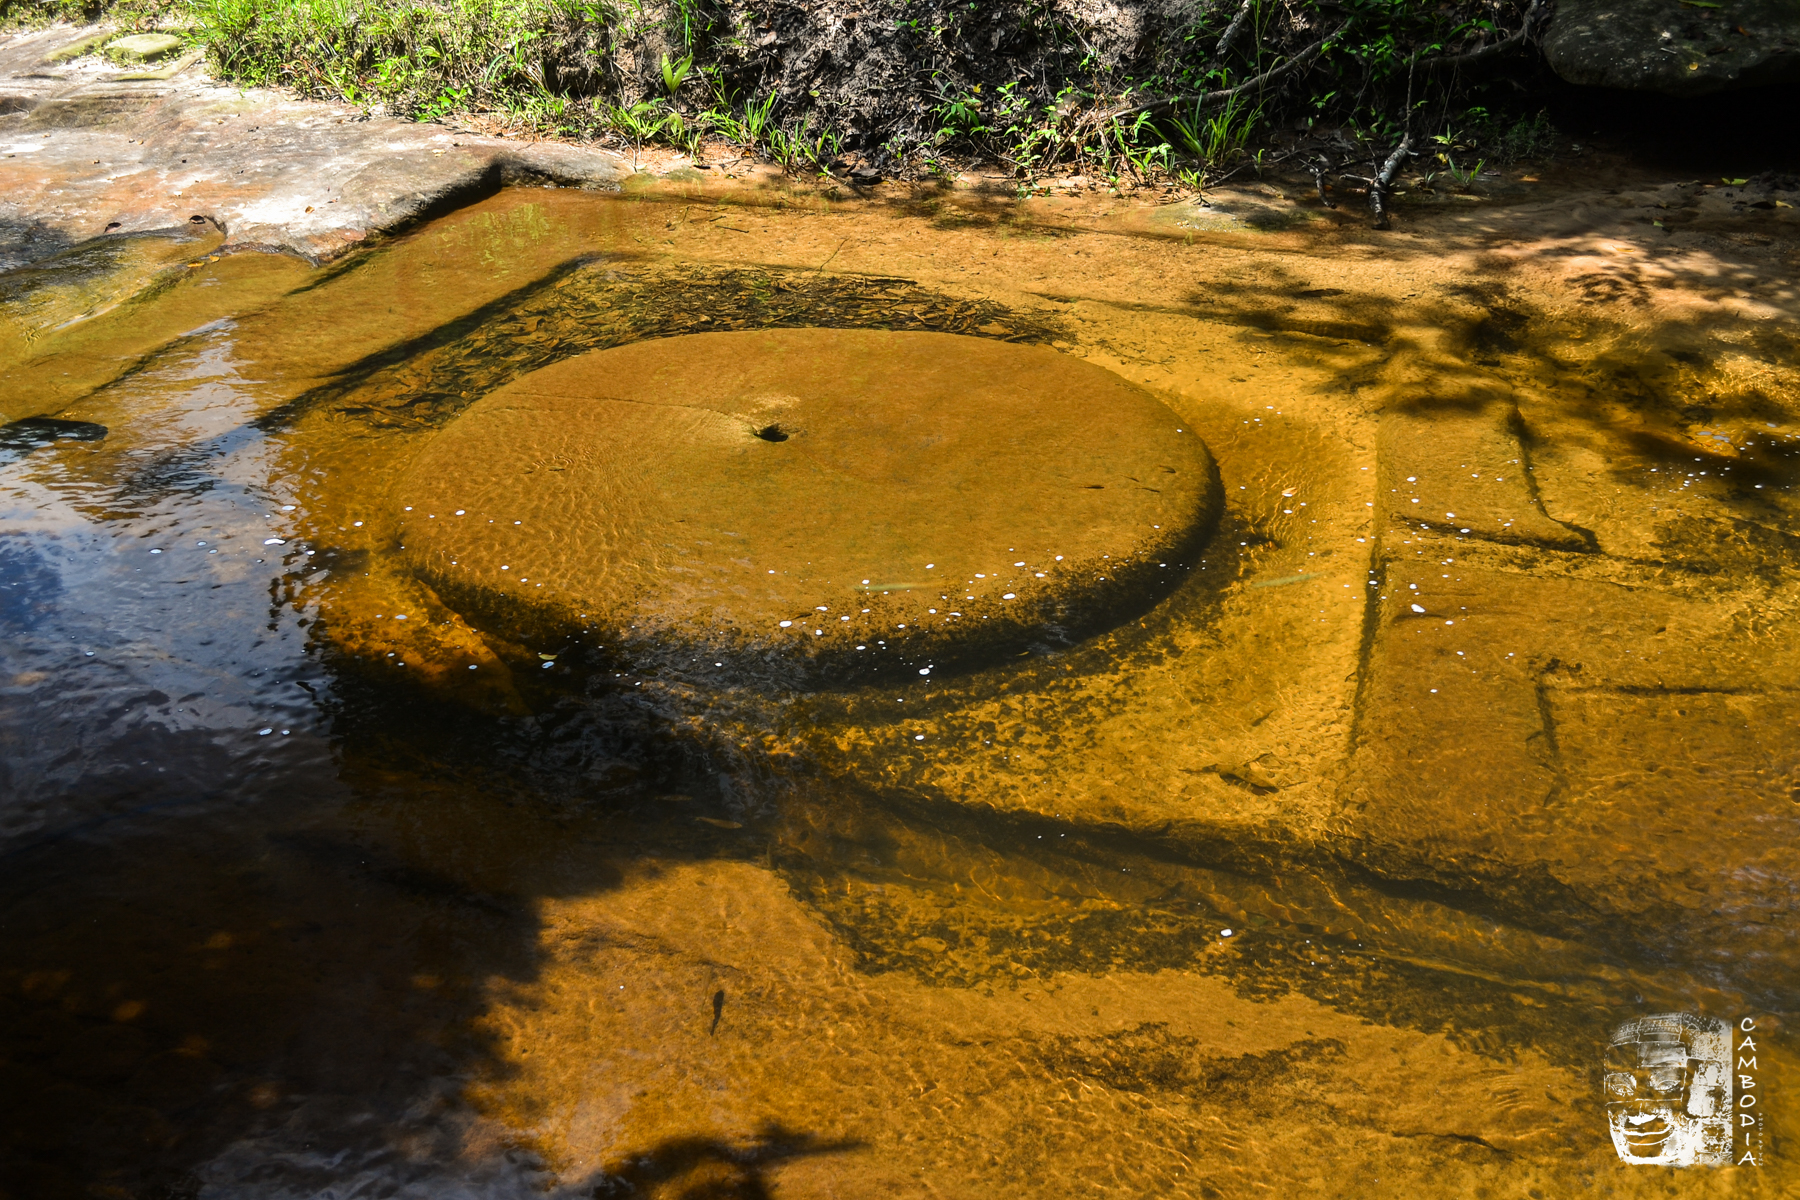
[[395, 329, 1220, 687]]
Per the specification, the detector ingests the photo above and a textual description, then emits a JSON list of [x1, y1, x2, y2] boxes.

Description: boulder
[[1544, 0, 1800, 95], [395, 329, 1222, 689]]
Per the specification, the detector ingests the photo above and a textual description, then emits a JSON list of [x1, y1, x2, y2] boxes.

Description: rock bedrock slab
[[1337, 551, 1800, 1001], [0, 26, 632, 270], [1377, 402, 1596, 552], [394, 329, 1222, 689]]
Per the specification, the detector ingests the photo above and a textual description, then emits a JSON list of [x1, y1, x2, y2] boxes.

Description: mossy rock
[[45, 32, 113, 63], [104, 34, 186, 64], [394, 329, 1222, 690]]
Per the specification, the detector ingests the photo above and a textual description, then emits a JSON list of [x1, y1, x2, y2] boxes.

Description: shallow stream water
[[1, 178, 1796, 1198]]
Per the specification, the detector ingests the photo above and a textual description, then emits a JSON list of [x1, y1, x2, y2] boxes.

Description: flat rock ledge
[[0, 24, 631, 270], [394, 329, 1222, 690]]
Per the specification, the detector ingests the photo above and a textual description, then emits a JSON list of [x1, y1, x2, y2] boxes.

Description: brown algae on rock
[[395, 328, 1221, 687]]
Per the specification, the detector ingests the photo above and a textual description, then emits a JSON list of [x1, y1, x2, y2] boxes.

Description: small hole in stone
[[755, 424, 790, 442], [189, 215, 206, 224]]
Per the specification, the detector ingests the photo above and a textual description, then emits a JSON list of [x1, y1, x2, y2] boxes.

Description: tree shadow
[[591, 1124, 862, 1199], [0, 651, 785, 1199]]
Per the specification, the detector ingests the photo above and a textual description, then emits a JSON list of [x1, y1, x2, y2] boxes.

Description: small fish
[[856, 582, 929, 591]]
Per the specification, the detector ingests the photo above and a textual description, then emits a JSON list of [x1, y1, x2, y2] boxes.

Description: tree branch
[[1212, 0, 1256, 64], [1105, 24, 1344, 122], [1369, 134, 1413, 230], [1422, 0, 1547, 72], [1310, 156, 1337, 209]]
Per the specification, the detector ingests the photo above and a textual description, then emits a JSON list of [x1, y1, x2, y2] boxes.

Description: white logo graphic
[[1605, 1013, 1732, 1166]]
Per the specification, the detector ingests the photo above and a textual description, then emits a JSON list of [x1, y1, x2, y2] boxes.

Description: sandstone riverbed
[[2, 22, 1799, 1198]]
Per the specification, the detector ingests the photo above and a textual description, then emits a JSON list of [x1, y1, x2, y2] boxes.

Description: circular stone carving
[[395, 329, 1220, 688]]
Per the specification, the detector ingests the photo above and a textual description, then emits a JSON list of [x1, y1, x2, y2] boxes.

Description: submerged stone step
[[395, 328, 1221, 689]]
